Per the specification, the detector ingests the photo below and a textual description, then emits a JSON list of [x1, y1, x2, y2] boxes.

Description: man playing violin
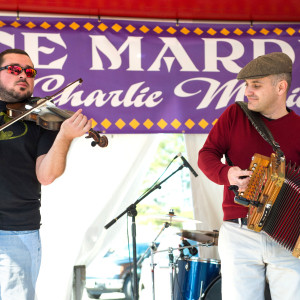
[[0, 48, 92, 300]]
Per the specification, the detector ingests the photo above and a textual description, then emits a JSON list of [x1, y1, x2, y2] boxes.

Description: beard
[[0, 82, 32, 103]]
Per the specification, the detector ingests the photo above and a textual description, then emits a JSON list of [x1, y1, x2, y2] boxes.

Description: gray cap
[[237, 52, 292, 80]]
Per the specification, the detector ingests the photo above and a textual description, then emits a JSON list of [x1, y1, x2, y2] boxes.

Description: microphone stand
[[104, 164, 184, 300]]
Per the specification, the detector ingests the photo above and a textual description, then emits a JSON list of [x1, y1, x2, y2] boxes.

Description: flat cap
[[237, 52, 292, 80]]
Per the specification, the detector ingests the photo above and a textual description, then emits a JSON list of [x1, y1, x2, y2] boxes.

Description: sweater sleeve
[[198, 104, 237, 186]]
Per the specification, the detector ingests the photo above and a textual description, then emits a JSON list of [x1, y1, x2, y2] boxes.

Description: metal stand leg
[[137, 222, 171, 300], [168, 248, 175, 300], [150, 223, 170, 300], [151, 244, 156, 300]]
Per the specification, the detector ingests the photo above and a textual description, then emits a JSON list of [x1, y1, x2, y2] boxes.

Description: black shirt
[[0, 100, 57, 230]]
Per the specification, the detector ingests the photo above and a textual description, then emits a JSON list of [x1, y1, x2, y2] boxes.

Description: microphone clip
[[180, 240, 198, 257]]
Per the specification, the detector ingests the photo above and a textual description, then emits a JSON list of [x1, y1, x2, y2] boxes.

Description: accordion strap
[[226, 101, 285, 197], [236, 101, 285, 160]]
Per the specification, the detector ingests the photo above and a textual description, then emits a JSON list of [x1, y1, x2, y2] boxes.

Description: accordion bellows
[[235, 153, 300, 258]]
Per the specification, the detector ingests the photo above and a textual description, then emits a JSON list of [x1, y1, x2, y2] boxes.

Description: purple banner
[[0, 16, 300, 133]]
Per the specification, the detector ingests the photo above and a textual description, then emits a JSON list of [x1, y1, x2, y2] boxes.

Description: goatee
[[0, 87, 31, 103]]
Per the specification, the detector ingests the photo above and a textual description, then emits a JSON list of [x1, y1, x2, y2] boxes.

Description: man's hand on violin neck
[[59, 109, 92, 140], [228, 166, 252, 192]]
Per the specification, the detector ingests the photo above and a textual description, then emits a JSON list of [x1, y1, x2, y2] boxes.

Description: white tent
[[37, 133, 223, 299]]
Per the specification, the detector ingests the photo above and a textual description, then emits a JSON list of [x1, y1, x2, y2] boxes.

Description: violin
[[0, 79, 108, 148]]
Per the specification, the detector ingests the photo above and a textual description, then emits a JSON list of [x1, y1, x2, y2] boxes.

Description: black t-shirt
[[0, 101, 57, 230]]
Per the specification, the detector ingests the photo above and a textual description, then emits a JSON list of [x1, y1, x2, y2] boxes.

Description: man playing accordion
[[198, 52, 300, 300]]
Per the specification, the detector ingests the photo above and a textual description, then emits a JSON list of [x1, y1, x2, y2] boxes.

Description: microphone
[[178, 153, 198, 177], [173, 153, 180, 160]]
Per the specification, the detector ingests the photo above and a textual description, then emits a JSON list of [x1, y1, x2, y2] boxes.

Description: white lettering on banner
[[174, 78, 300, 110], [34, 74, 65, 93], [251, 39, 295, 61], [148, 37, 199, 71], [82, 82, 163, 108], [89, 36, 296, 73], [202, 39, 295, 73], [35, 75, 300, 111], [174, 78, 246, 109], [287, 88, 300, 107], [0, 30, 296, 74], [90, 36, 144, 71], [90, 35, 198, 72], [38, 76, 164, 108], [22, 33, 68, 69], [202, 38, 244, 73], [0, 32, 15, 48]]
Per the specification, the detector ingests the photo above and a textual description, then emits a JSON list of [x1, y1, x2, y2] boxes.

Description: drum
[[174, 257, 221, 300], [201, 276, 221, 299], [201, 276, 271, 300]]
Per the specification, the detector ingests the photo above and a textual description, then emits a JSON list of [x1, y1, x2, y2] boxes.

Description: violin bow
[[0, 78, 83, 132]]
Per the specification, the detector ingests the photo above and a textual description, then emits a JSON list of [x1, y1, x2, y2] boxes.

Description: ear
[[278, 80, 288, 95]]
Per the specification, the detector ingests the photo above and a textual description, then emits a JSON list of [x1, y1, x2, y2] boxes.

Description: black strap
[[236, 101, 285, 159], [227, 102, 285, 203]]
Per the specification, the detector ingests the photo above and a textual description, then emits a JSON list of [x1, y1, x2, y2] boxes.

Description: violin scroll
[[86, 129, 108, 148], [45, 106, 109, 148]]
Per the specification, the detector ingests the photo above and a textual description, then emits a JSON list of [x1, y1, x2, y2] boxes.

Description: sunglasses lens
[[25, 68, 37, 78], [6, 65, 36, 78], [7, 65, 22, 75]]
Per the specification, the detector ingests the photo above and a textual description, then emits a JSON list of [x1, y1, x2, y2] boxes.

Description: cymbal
[[150, 213, 202, 224], [177, 230, 219, 245]]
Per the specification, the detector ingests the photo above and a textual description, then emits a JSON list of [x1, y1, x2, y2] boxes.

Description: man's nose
[[244, 86, 253, 97], [18, 69, 27, 78]]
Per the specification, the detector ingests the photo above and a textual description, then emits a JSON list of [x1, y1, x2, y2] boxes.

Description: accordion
[[234, 153, 300, 258]]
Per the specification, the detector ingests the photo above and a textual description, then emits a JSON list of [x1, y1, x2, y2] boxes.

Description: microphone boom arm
[[104, 163, 185, 300]]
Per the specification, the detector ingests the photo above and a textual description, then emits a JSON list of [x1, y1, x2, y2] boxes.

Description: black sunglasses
[[0, 65, 37, 78]]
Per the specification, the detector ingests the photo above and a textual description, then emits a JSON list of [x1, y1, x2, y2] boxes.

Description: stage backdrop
[[0, 16, 300, 133]]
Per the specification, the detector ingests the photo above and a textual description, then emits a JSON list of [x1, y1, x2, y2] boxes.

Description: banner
[[0, 15, 299, 133]]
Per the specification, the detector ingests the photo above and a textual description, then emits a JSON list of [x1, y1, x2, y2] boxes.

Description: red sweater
[[198, 103, 300, 220]]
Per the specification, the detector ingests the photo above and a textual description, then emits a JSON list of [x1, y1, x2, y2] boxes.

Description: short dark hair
[[0, 49, 30, 66], [271, 73, 292, 92]]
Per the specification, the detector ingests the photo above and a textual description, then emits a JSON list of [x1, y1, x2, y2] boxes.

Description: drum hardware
[[137, 221, 172, 300], [148, 209, 202, 225], [138, 208, 203, 299], [154, 243, 204, 255], [139, 209, 219, 300], [138, 208, 201, 300], [168, 247, 176, 300], [152, 243, 213, 300], [179, 240, 198, 258], [177, 230, 219, 246], [184, 262, 190, 271]]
